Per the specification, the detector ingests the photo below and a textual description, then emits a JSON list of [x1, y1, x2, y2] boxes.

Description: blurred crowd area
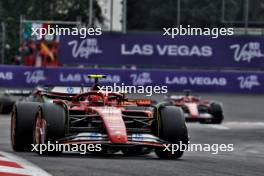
[[12, 40, 60, 67], [3, 0, 264, 67]]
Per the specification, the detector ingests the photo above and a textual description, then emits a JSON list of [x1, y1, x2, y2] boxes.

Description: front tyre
[[155, 106, 188, 159], [209, 103, 224, 124], [155, 147, 184, 159]]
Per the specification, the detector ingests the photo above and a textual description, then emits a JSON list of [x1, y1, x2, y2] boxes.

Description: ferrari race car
[[11, 75, 189, 159], [0, 86, 89, 114], [164, 90, 224, 124]]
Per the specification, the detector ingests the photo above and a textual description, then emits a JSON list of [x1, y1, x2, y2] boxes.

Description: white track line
[[207, 125, 230, 130], [0, 156, 13, 162], [0, 166, 33, 175], [188, 121, 264, 130], [187, 123, 230, 130], [0, 151, 52, 176], [224, 122, 264, 127]]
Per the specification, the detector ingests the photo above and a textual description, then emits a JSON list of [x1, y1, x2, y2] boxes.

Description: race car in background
[[0, 86, 90, 114], [11, 75, 189, 159], [164, 90, 224, 124], [0, 89, 31, 114]]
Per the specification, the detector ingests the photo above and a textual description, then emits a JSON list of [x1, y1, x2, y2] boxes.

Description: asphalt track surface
[[0, 93, 264, 176]]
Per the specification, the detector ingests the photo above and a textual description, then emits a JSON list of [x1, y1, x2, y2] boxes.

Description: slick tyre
[[209, 103, 224, 124], [155, 106, 188, 159], [33, 103, 66, 155], [11, 102, 41, 151]]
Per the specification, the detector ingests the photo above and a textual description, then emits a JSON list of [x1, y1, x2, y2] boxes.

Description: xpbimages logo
[[97, 83, 168, 96], [31, 25, 102, 38], [163, 25, 234, 39], [163, 141, 234, 155], [31, 141, 102, 155]]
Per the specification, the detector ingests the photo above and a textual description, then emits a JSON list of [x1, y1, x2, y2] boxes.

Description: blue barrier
[[59, 33, 264, 69], [0, 65, 263, 93]]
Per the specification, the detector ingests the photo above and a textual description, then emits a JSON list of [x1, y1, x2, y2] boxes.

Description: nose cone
[[186, 103, 199, 118], [95, 107, 128, 143], [109, 129, 128, 143]]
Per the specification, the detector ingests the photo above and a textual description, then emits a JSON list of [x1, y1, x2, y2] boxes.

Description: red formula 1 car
[[164, 90, 224, 124], [11, 75, 189, 159]]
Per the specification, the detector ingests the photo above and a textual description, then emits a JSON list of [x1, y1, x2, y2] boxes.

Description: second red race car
[[164, 90, 224, 124]]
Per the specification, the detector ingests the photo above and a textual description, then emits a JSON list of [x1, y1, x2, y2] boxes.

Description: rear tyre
[[155, 106, 188, 159], [209, 103, 224, 124], [33, 103, 66, 155], [11, 102, 41, 151]]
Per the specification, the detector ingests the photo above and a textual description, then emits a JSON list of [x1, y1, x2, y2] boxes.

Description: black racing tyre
[[158, 106, 188, 143], [42, 103, 66, 141], [33, 103, 66, 155], [11, 102, 41, 151], [155, 106, 188, 159], [209, 103, 224, 124], [122, 147, 152, 156], [0, 97, 14, 114]]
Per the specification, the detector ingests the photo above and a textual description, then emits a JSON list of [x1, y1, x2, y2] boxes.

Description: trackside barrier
[[59, 33, 264, 69], [0, 65, 263, 93]]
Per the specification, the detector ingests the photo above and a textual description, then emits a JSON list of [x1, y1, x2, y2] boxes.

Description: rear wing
[[49, 86, 91, 94], [125, 99, 155, 106], [37, 86, 91, 94], [36, 86, 91, 101]]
